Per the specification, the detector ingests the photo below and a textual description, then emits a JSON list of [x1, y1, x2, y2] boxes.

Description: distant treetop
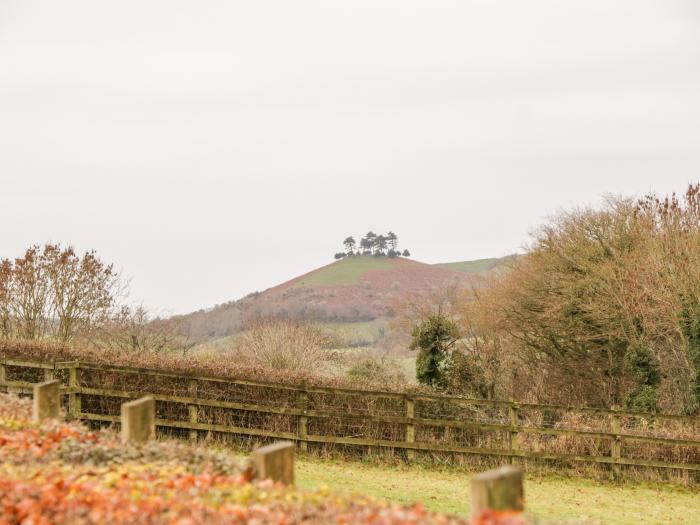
[[334, 232, 411, 260]]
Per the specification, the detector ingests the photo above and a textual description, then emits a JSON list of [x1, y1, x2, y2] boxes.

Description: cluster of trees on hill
[[334, 231, 410, 259]]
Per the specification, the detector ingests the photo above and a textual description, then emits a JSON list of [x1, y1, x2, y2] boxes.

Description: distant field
[[296, 457, 700, 525], [437, 256, 511, 274], [320, 319, 388, 346], [295, 256, 395, 286]]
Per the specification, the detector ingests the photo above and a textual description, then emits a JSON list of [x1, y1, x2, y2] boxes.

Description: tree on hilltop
[[387, 232, 398, 251], [375, 235, 388, 256], [364, 231, 377, 254], [343, 236, 356, 255]]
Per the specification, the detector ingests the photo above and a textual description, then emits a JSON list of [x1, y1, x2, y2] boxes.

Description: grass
[[438, 256, 512, 274], [320, 319, 388, 346], [294, 456, 700, 525], [296, 256, 395, 286]]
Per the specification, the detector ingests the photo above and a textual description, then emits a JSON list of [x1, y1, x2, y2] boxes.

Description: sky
[[1, 1, 699, 315]]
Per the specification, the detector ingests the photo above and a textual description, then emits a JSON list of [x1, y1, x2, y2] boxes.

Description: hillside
[[171, 256, 486, 342], [436, 254, 516, 274]]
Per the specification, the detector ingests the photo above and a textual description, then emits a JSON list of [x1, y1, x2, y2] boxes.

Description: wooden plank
[[405, 397, 416, 461], [79, 413, 298, 440], [2, 359, 56, 369]]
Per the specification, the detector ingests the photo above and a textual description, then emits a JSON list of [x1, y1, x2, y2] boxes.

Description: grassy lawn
[[296, 256, 394, 286], [294, 457, 700, 525]]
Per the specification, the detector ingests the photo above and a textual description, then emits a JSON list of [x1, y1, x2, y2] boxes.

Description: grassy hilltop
[[173, 255, 511, 343]]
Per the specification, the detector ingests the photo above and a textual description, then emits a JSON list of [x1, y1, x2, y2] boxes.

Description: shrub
[[410, 314, 459, 388], [345, 356, 407, 387], [465, 184, 700, 414], [226, 319, 337, 372]]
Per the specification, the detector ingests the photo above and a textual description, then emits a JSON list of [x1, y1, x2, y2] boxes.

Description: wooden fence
[[2, 357, 699, 478]]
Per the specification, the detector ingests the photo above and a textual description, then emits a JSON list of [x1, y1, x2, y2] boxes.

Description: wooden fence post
[[405, 397, 416, 461], [0, 360, 6, 392], [121, 397, 155, 444], [251, 441, 295, 485], [188, 379, 198, 442], [68, 362, 81, 419], [33, 380, 61, 421], [610, 407, 622, 481], [508, 402, 520, 465], [471, 466, 524, 520], [297, 390, 309, 453]]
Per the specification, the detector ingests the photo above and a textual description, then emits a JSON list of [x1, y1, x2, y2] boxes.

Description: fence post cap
[[472, 465, 523, 482], [251, 441, 295, 485], [471, 466, 525, 518], [253, 440, 295, 455], [122, 396, 155, 408]]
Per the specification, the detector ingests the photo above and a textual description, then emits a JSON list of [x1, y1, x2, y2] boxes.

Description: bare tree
[[1, 243, 122, 342], [0, 259, 12, 338], [8, 246, 52, 339], [43, 245, 120, 342]]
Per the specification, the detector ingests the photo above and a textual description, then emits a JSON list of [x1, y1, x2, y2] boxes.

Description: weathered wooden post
[[610, 407, 622, 481], [0, 360, 6, 393], [68, 362, 81, 419], [297, 390, 309, 453], [251, 441, 295, 485], [43, 366, 54, 382], [471, 466, 524, 521], [121, 397, 156, 444], [405, 396, 416, 460], [33, 380, 61, 421], [508, 402, 520, 465], [188, 379, 198, 442]]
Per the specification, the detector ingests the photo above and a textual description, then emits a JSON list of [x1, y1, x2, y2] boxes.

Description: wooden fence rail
[[2, 358, 699, 477]]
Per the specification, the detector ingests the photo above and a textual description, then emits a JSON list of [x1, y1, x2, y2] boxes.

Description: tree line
[[334, 231, 410, 260], [0, 243, 187, 353], [407, 183, 700, 415]]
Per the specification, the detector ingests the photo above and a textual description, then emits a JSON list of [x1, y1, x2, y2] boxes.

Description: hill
[[171, 256, 482, 342], [435, 254, 517, 274]]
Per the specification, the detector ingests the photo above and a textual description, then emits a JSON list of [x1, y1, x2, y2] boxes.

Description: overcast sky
[[1, 1, 699, 314]]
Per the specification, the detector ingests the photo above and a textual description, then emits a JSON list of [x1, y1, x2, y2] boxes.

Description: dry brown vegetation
[[0, 244, 120, 342], [207, 319, 338, 372], [454, 184, 700, 415]]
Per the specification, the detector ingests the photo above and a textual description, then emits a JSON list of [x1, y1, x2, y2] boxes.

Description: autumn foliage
[[464, 184, 700, 414], [0, 395, 474, 525]]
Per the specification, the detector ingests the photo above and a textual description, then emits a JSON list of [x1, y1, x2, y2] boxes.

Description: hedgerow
[[0, 394, 479, 525]]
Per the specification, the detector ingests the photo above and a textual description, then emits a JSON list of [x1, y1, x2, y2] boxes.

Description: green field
[[295, 457, 700, 525], [320, 319, 389, 346], [296, 256, 395, 286], [437, 256, 513, 274]]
